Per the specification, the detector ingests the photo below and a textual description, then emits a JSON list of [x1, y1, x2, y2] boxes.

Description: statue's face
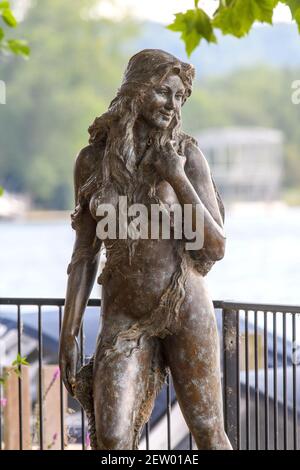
[[141, 73, 185, 130]]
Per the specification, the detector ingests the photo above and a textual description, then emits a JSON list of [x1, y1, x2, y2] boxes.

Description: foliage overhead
[[0, 0, 140, 209], [168, 0, 300, 56], [0, 1, 30, 57]]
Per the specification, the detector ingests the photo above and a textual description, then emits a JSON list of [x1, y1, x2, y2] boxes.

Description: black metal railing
[[0, 298, 299, 450]]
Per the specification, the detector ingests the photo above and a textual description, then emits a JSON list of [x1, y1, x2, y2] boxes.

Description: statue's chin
[[152, 119, 170, 130]]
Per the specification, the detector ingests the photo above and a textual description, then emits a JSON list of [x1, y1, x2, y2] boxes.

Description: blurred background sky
[[95, 0, 293, 23], [0, 0, 299, 304]]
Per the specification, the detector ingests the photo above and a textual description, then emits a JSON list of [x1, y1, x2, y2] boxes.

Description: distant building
[[0, 191, 30, 219], [197, 127, 284, 202]]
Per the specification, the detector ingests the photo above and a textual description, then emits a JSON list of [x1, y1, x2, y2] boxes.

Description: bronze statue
[[59, 49, 232, 450]]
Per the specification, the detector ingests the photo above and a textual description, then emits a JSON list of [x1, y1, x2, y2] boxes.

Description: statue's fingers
[[164, 141, 174, 152], [68, 358, 77, 388], [164, 140, 180, 158], [62, 364, 73, 396], [68, 360, 76, 385]]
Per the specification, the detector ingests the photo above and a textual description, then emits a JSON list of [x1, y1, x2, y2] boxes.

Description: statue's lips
[[159, 111, 173, 119]]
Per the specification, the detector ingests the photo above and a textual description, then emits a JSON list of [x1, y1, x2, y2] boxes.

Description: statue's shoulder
[[179, 133, 210, 174], [180, 133, 225, 223], [74, 143, 104, 184], [73, 142, 105, 206]]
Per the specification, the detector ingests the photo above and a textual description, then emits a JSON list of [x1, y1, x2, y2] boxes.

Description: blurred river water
[[0, 204, 299, 306]]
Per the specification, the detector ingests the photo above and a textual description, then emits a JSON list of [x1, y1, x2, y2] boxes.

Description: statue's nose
[[165, 95, 175, 110]]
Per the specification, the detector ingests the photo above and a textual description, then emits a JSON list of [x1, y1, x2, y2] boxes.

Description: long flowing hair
[[83, 50, 196, 214]]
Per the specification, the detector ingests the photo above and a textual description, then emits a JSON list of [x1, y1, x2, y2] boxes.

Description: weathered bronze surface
[[59, 49, 232, 450]]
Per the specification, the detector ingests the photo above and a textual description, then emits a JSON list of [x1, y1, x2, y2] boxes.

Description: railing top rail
[[0, 297, 101, 307], [0, 297, 300, 313], [214, 300, 300, 314]]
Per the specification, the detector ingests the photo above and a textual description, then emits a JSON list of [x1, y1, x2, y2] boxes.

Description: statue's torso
[[76, 142, 212, 321], [99, 177, 190, 320]]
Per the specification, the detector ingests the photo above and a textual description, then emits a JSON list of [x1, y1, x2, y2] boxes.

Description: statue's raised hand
[[59, 334, 80, 396], [153, 140, 186, 184]]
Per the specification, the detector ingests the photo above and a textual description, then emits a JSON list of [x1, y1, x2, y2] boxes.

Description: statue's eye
[[175, 93, 183, 100], [157, 88, 168, 95]]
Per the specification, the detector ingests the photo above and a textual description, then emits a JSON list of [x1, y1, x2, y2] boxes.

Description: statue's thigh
[[93, 336, 153, 449], [162, 304, 224, 434]]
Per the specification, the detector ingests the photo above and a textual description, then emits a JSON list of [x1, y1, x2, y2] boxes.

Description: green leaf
[[12, 354, 20, 366], [21, 357, 29, 366], [284, 0, 300, 12], [11, 354, 29, 366], [0, 27, 4, 41], [167, 8, 217, 56], [0, 186, 4, 197], [0, 2, 10, 12], [213, 0, 279, 38], [282, 0, 300, 32], [182, 27, 202, 56], [7, 39, 30, 57], [1, 8, 17, 27]]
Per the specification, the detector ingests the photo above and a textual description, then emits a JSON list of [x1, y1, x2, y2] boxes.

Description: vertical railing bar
[[38, 305, 44, 450], [0, 373, 2, 451], [236, 309, 240, 450], [283, 311, 288, 450], [189, 432, 193, 450], [222, 308, 227, 434], [292, 312, 298, 450], [245, 309, 250, 450], [273, 311, 278, 450], [166, 374, 171, 450], [80, 325, 85, 450], [145, 422, 150, 450], [58, 306, 65, 450], [0, 298, 7, 450], [17, 304, 23, 450], [254, 310, 260, 450], [264, 311, 269, 450], [223, 308, 238, 449], [220, 309, 225, 424]]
